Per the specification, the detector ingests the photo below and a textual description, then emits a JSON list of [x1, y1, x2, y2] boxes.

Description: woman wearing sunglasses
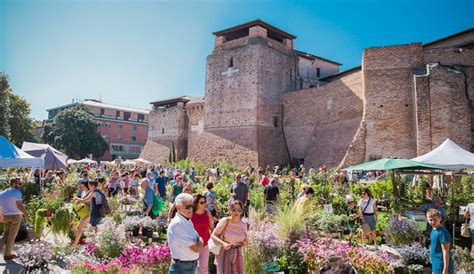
[[211, 200, 247, 274], [191, 194, 214, 274]]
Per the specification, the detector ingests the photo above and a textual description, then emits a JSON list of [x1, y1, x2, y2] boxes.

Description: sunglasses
[[231, 208, 243, 213], [184, 204, 193, 210], [199, 201, 206, 204]]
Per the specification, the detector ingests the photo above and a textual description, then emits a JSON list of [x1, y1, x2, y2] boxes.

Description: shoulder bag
[[461, 219, 471, 238], [208, 217, 230, 255], [361, 198, 372, 233]]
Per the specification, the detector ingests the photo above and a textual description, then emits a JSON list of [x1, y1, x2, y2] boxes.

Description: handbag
[[461, 219, 471, 238], [360, 198, 373, 233], [208, 218, 230, 255]]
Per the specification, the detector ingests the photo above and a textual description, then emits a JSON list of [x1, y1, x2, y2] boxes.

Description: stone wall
[[361, 43, 424, 160], [283, 69, 363, 168], [192, 35, 297, 167], [141, 103, 188, 163], [186, 99, 205, 159], [415, 64, 471, 153], [256, 40, 297, 167]]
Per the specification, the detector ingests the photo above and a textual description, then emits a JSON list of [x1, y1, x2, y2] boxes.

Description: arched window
[[229, 57, 234, 68]]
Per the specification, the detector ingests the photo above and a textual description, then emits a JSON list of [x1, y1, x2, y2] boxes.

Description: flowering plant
[[17, 240, 54, 271], [452, 246, 474, 272], [394, 243, 431, 266], [248, 222, 284, 262], [69, 259, 132, 273], [85, 217, 129, 258], [295, 237, 351, 271], [122, 215, 142, 232], [349, 247, 393, 273], [408, 264, 424, 273], [140, 216, 159, 231], [385, 216, 421, 246], [118, 245, 171, 273]]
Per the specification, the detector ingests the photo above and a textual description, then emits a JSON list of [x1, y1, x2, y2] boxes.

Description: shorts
[[90, 216, 102, 227], [348, 223, 355, 232], [471, 228, 474, 242], [362, 215, 376, 231]]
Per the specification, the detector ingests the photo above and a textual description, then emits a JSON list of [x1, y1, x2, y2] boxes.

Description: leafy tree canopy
[[42, 105, 107, 159], [0, 72, 37, 146]]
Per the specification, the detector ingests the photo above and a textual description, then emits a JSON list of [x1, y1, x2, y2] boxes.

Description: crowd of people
[[0, 161, 472, 274]]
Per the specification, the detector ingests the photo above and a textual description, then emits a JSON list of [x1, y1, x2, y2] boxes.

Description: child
[[346, 197, 358, 244], [426, 208, 454, 274]]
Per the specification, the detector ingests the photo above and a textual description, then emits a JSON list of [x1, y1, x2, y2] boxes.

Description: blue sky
[[0, 0, 472, 120]]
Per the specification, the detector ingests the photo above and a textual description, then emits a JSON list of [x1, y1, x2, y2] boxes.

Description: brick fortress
[[141, 20, 474, 168]]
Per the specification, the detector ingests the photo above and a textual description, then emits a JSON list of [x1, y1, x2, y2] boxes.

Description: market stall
[[21, 142, 68, 170], [0, 136, 44, 169]]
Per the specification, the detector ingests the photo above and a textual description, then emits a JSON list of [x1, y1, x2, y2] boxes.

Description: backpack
[[95, 190, 111, 216]]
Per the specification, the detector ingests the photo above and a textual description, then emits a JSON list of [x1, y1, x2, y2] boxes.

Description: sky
[[0, 0, 473, 120]]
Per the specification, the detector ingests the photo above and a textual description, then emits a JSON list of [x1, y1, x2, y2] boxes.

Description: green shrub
[[50, 208, 69, 235], [368, 178, 393, 201], [330, 195, 347, 215], [311, 210, 348, 233], [275, 203, 310, 242]]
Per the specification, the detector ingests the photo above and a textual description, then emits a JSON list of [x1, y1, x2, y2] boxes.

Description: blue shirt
[[148, 177, 156, 189], [143, 187, 154, 210], [430, 226, 454, 274], [156, 176, 168, 195]]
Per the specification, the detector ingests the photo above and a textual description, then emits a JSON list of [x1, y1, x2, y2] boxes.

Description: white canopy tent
[[67, 159, 78, 165], [412, 138, 474, 169], [121, 160, 136, 166], [0, 136, 44, 169], [131, 158, 151, 166], [74, 158, 97, 165]]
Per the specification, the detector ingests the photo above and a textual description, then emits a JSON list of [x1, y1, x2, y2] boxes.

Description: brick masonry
[[142, 22, 474, 168]]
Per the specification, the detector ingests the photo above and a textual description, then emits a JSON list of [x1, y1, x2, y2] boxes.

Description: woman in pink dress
[[191, 194, 214, 274], [210, 200, 247, 274]]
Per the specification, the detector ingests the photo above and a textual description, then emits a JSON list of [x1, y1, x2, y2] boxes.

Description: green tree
[[42, 105, 107, 159], [0, 73, 10, 137], [7, 92, 37, 146]]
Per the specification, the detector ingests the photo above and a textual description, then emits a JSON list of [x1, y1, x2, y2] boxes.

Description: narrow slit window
[[229, 57, 233, 68], [273, 116, 278, 128]]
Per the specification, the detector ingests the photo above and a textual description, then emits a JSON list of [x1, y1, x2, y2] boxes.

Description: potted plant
[[50, 208, 70, 235], [385, 216, 421, 246], [34, 209, 48, 237], [123, 215, 141, 237], [45, 196, 65, 216], [140, 216, 158, 238]]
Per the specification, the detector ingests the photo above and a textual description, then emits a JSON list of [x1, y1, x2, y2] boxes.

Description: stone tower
[[194, 20, 298, 168]]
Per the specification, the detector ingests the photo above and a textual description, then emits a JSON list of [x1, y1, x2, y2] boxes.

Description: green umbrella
[[344, 157, 444, 171]]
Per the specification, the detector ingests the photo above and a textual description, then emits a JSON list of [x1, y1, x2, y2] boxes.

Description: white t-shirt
[[359, 198, 377, 214], [167, 213, 200, 261], [0, 188, 23, 215], [466, 203, 474, 229]]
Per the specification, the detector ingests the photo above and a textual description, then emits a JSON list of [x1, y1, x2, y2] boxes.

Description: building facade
[[46, 99, 150, 161], [142, 20, 474, 169]]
